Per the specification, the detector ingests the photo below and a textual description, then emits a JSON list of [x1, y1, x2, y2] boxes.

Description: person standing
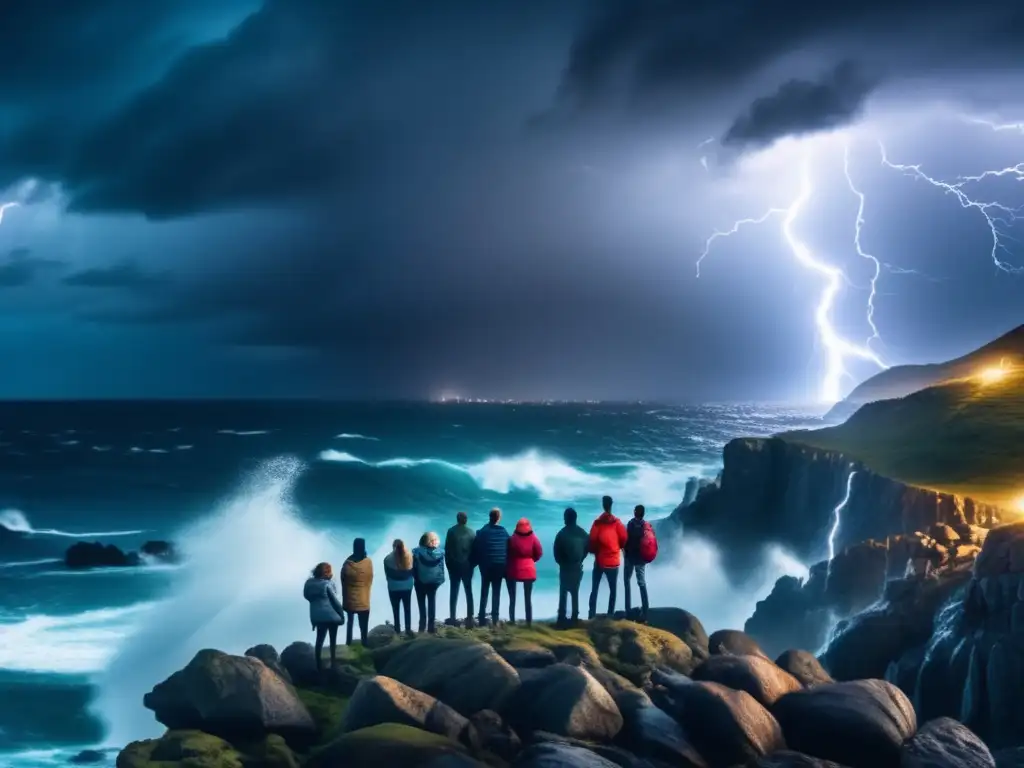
[[413, 531, 445, 633], [444, 511, 476, 626], [587, 495, 627, 619], [473, 508, 510, 626], [506, 517, 543, 626], [623, 504, 657, 622], [553, 507, 589, 626], [383, 538, 415, 637], [303, 562, 345, 671], [341, 538, 373, 646]]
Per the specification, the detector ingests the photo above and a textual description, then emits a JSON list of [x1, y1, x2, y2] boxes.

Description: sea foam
[[0, 510, 143, 539]]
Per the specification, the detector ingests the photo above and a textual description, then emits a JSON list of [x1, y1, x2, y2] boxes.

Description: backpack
[[638, 521, 658, 564]]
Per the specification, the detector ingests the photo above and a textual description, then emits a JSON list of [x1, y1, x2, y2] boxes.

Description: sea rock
[[655, 673, 785, 767], [776, 650, 834, 687], [503, 663, 623, 742], [691, 653, 803, 707], [708, 629, 769, 658], [379, 638, 521, 716], [69, 750, 106, 765], [620, 703, 708, 768], [512, 742, 620, 768], [469, 709, 521, 762], [280, 641, 319, 687], [139, 540, 178, 563], [307, 723, 476, 768], [142, 649, 316, 744], [644, 607, 711, 660], [757, 751, 850, 768], [901, 717, 994, 768], [771, 679, 916, 768], [65, 541, 139, 569], [343, 676, 474, 746]]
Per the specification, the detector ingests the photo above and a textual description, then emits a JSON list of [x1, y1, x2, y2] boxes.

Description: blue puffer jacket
[[412, 545, 446, 586], [303, 577, 345, 625], [473, 523, 510, 567]]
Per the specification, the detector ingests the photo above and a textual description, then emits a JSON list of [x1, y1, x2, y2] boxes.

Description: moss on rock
[[294, 688, 349, 745], [116, 729, 243, 768], [306, 723, 473, 767], [586, 618, 695, 684]]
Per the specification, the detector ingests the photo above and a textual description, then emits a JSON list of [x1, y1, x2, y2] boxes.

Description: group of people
[[303, 495, 659, 669]]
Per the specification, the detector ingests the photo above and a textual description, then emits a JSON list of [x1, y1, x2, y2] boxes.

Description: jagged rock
[[746, 575, 834, 658], [246, 643, 292, 684], [654, 671, 785, 767], [692, 653, 803, 707], [512, 742, 620, 768], [644, 608, 711, 660], [771, 679, 916, 768], [708, 629, 769, 658], [469, 709, 521, 762], [142, 649, 316, 745], [379, 638, 521, 716], [929, 525, 961, 546], [343, 676, 474, 746], [503, 663, 623, 741], [901, 717, 994, 768], [306, 723, 477, 768], [776, 650, 833, 687], [620, 703, 707, 768], [65, 541, 139, 569], [496, 644, 557, 669], [280, 641, 319, 687], [973, 523, 1024, 578], [757, 751, 850, 768]]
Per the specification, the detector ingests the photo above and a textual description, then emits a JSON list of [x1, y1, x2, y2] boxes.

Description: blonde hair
[[312, 562, 333, 580], [420, 531, 440, 548], [392, 539, 412, 570]]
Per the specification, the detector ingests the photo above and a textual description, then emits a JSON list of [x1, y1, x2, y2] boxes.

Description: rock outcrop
[[65, 539, 178, 569]]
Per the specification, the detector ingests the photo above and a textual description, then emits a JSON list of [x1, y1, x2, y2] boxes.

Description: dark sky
[[1, 0, 1022, 403]]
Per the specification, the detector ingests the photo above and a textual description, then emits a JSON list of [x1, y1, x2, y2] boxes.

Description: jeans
[[389, 590, 412, 634], [588, 564, 619, 619], [623, 560, 649, 616], [506, 579, 535, 624], [415, 581, 440, 633], [447, 562, 475, 620], [313, 622, 339, 669], [345, 610, 370, 646], [557, 567, 583, 621], [478, 564, 506, 623]]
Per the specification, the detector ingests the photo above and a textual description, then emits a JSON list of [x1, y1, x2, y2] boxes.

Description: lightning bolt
[[825, 469, 856, 588], [0, 201, 17, 225], [697, 155, 888, 403], [842, 144, 883, 351], [879, 140, 1024, 274]]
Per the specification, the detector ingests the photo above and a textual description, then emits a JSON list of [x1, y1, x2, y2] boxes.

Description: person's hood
[[414, 545, 443, 563], [515, 519, 533, 535], [304, 577, 327, 597], [597, 511, 618, 525]]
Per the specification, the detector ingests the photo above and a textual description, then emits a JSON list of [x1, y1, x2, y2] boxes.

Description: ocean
[[0, 401, 818, 767]]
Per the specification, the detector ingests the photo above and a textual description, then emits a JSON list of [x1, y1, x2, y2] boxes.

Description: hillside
[[782, 365, 1024, 509], [826, 323, 1024, 421]]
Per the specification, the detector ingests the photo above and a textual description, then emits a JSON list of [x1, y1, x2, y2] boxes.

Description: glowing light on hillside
[[1014, 495, 1024, 514], [978, 367, 1007, 384]]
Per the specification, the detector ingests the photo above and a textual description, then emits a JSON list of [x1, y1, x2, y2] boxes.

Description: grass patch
[[315, 642, 377, 675], [783, 374, 1024, 508], [295, 688, 350, 745]]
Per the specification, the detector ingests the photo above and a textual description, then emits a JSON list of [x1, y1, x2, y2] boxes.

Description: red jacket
[[589, 511, 627, 568], [507, 519, 543, 581]]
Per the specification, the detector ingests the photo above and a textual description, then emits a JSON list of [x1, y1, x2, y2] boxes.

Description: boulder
[[246, 644, 292, 684], [142, 649, 316, 744], [645, 608, 711, 660], [771, 680, 916, 768], [116, 729, 299, 768], [758, 751, 850, 768], [469, 709, 521, 762], [65, 541, 139, 569], [343, 676, 474, 746], [692, 654, 803, 707], [306, 723, 476, 768], [366, 624, 399, 649], [512, 742, 620, 768], [379, 638, 520, 716], [901, 718, 994, 768], [656, 673, 785, 767], [280, 641, 319, 687], [587, 618, 696, 682], [620, 703, 707, 768], [504, 663, 623, 742], [776, 650, 834, 687], [583, 663, 652, 715], [496, 643, 558, 669], [320, 665, 362, 697], [709, 629, 769, 658]]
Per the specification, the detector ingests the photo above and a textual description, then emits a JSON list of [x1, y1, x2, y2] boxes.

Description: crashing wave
[[335, 433, 378, 440], [0, 509, 144, 539]]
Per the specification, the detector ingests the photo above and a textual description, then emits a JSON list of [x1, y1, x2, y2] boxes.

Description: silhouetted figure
[[588, 495, 627, 619], [384, 538, 415, 637], [506, 517, 543, 626], [554, 507, 589, 626], [444, 511, 476, 625], [473, 507, 510, 625], [413, 531, 445, 633], [624, 504, 657, 621], [304, 562, 345, 671], [342, 538, 373, 646]]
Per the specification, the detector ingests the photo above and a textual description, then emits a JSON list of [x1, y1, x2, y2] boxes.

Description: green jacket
[[554, 523, 589, 571], [444, 522, 476, 568]]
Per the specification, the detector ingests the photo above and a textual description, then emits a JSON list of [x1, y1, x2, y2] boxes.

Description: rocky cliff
[[661, 437, 1003, 584]]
